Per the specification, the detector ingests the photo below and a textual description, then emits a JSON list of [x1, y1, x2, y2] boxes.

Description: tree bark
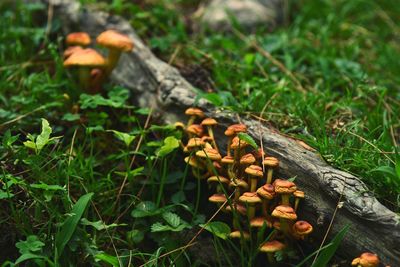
[[42, 0, 400, 265]]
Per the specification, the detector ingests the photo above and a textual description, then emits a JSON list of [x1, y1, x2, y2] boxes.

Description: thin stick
[[67, 128, 78, 197]]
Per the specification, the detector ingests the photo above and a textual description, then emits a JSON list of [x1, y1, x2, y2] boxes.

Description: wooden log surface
[[40, 0, 400, 265]]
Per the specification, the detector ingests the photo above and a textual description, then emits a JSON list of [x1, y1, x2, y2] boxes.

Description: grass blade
[[55, 193, 93, 259]]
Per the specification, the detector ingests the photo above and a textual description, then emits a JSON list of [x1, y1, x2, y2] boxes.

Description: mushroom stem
[[187, 116, 196, 127], [279, 218, 290, 236], [250, 177, 257, 192], [228, 164, 235, 180], [261, 199, 269, 217], [234, 188, 241, 201], [78, 67, 91, 90], [226, 136, 233, 157], [105, 48, 122, 75], [266, 169, 274, 184], [294, 198, 300, 211], [248, 205, 256, 220], [267, 253, 276, 264], [281, 194, 290, 205]]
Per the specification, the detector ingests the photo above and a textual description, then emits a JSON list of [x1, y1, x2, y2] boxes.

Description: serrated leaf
[[151, 222, 173, 232], [16, 235, 45, 254], [157, 136, 179, 157], [237, 133, 258, 149], [200, 221, 231, 240], [162, 212, 180, 228]]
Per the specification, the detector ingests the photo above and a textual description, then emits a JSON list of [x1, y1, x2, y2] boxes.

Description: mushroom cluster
[[63, 30, 134, 93], [180, 107, 313, 263]]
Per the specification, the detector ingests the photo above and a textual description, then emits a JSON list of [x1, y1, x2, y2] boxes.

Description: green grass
[[0, 0, 399, 266]]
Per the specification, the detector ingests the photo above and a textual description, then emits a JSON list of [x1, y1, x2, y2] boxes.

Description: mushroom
[[184, 156, 206, 179], [196, 148, 221, 175], [96, 30, 134, 74], [292, 220, 313, 240], [230, 136, 249, 165], [229, 230, 251, 245], [259, 240, 285, 264], [256, 184, 276, 217], [271, 205, 297, 236], [263, 156, 279, 184], [250, 216, 273, 228], [239, 153, 256, 177], [293, 190, 305, 211], [63, 46, 83, 59], [185, 137, 205, 153], [186, 124, 204, 138], [245, 165, 263, 192], [185, 107, 205, 127], [208, 193, 227, 208], [273, 179, 297, 205], [239, 192, 262, 220], [66, 32, 91, 47], [224, 124, 247, 157], [63, 48, 106, 91], [229, 179, 249, 201], [207, 175, 230, 194], [221, 155, 235, 180], [351, 252, 380, 267], [89, 68, 105, 94], [201, 118, 219, 151]]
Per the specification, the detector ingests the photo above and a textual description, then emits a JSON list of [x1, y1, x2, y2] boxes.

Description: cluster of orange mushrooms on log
[[180, 107, 384, 266], [63, 30, 133, 93]]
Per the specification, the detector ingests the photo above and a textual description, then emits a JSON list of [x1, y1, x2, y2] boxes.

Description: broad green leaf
[[95, 253, 120, 267], [162, 212, 181, 228], [107, 130, 136, 147], [151, 222, 173, 232], [0, 190, 14, 199], [157, 136, 179, 157], [237, 133, 258, 149], [55, 193, 93, 259], [200, 221, 231, 240]]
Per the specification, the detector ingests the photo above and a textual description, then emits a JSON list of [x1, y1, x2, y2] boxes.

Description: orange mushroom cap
[[63, 48, 106, 67], [66, 32, 91, 46], [96, 30, 134, 52]]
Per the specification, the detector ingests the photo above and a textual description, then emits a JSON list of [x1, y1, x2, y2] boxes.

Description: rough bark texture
[[42, 0, 400, 265]]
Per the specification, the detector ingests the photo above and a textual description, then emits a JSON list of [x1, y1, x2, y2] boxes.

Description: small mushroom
[[229, 179, 249, 201], [351, 252, 380, 267], [207, 175, 230, 193], [66, 32, 91, 47], [239, 153, 256, 177], [229, 230, 251, 244], [185, 107, 205, 127], [186, 124, 204, 138], [271, 204, 297, 236], [201, 118, 219, 152], [273, 179, 297, 205], [259, 240, 285, 264], [224, 124, 247, 157], [293, 190, 305, 211], [245, 165, 263, 192], [185, 137, 205, 153], [239, 192, 262, 220], [63, 46, 83, 59], [250, 216, 273, 228], [256, 184, 276, 217], [292, 220, 313, 240], [221, 155, 235, 180], [96, 30, 134, 74], [196, 148, 221, 175], [208, 193, 227, 208], [263, 156, 279, 184], [63, 48, 106, 91]]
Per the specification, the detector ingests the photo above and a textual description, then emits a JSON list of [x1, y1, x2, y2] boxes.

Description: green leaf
[[151, 222, 173, 232], [95, 253, 120, 267], [14, 253, 46, 265], [23, 140, 36, 150], [131, 201, 160, 218], [237, 133, 258, 149], [295, 225, 350, 267], [55, 193, 93, 259], [62, 113, 80, 122], [157, 136, 179, 157], [162, 212, 181, 228], [35, 118, 52, 151], [16, 235, 45, 254], [80, 218, 124, 231], [127, 229, 145, 244], [30, 183, 65, 191], [200, 221, 231, 240], [107, 130, 136, 147]]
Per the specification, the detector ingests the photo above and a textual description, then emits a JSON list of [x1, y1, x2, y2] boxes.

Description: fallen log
[[40, 0, 400, 265]]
